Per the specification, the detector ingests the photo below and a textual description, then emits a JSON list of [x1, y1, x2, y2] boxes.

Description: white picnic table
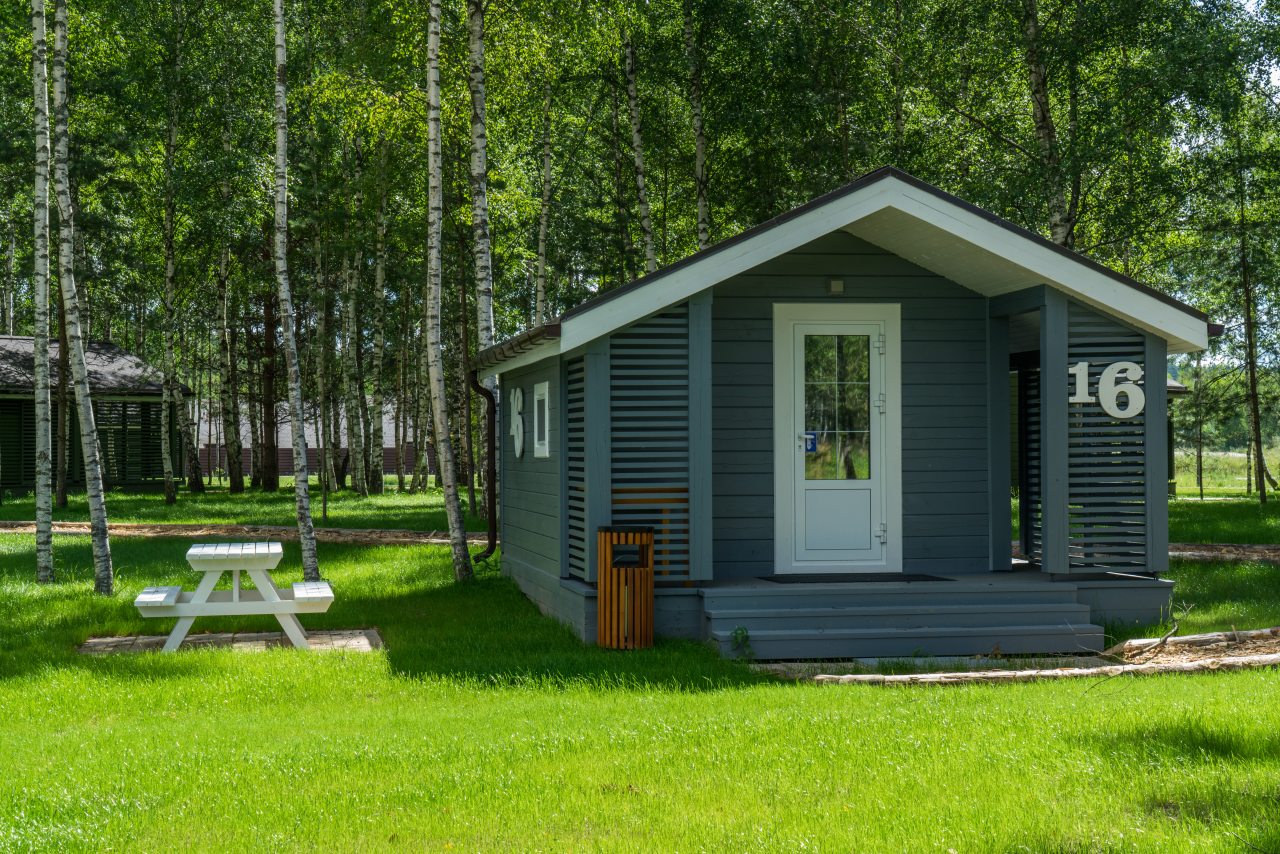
[[134, 542, 333, 652]]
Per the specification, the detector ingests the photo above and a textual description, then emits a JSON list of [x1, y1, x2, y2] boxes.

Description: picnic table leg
[[246, 568, 311, 649], [162, 570, 222, 652]]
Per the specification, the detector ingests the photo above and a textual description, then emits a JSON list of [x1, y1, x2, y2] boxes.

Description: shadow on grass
[[0, 535, 766, 691]]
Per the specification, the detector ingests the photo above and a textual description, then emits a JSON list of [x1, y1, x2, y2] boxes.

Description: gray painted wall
[[500, 359, 562, 585], [711, 230, 992, 579]]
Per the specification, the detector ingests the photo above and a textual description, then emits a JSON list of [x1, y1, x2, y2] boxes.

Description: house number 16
[[1068, 361, 1145, 419]]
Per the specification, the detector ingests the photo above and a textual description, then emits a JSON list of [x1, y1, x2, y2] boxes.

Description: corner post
[[1039, 290, 1069, 574], [987, 314, 1011, 571], [584, 338, 611, 582], [1144, 333, 1169, 573], [688, 293, 713, 581]]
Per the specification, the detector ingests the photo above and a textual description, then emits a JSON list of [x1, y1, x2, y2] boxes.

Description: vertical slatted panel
[[565, 357, 588, 579], [1067, 303, 1147, 570], [610, 305, 692, 579], [1022, 369, 1042, 565]]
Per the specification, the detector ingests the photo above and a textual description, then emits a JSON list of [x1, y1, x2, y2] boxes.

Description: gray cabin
[[476, 168, 1212, 660]]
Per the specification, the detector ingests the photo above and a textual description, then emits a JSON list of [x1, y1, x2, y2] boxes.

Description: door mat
[[764, 573, 948, 584]]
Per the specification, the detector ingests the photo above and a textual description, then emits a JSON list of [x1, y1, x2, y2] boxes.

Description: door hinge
[[877, 522, 889, 544], [875, 333, 886, 354], [875, 392, 887, 414]]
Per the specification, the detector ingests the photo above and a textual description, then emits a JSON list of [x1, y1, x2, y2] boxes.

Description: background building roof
[[0, 336, 170, 396]]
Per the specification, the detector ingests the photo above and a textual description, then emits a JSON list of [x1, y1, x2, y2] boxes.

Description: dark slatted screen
[[565, 356, 588, 579], [1020, 369, 1042, 565], [1067, 303, 1147, 570], [610, 305, 692, 579]]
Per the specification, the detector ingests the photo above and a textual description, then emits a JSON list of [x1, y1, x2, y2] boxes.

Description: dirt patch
[[0, 521, 487, 546]]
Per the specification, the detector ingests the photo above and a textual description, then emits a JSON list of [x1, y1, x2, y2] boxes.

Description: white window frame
[[533, 381, 550, 458]]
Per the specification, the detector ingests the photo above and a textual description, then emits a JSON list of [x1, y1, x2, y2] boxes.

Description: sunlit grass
[[1, 536, 1279, 850], [0, 477, 486, 531]]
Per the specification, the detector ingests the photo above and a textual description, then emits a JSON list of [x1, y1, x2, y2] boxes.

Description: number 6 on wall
[[1068, 360, 1146, 419]]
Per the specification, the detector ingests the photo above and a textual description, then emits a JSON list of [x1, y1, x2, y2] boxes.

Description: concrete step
[[705, 601, 1094, 633], [710, 623, 1106, 660]]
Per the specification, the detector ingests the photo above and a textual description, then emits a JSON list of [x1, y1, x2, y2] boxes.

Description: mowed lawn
[[0, 480, 486, 531], [2, 535, 1279, 851]]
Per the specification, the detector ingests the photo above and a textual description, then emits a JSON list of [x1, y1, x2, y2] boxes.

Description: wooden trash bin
[[596, 526, 655, 650]]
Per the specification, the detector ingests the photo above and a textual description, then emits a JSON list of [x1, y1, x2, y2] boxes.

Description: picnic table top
[[185, 542, 284, 562]]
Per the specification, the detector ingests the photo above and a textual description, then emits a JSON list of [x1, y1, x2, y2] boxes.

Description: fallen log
[[814, 651, 1280, 686], [1106, 626, 1280, 657]]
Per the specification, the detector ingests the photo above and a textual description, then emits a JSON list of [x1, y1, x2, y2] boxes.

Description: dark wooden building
[[0, 336, 183, 490]]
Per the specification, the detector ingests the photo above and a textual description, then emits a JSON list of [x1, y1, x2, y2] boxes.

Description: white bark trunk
[[4, 215, 14, 335], [1018, 0, 1072, 247], [342, 142, 367, 496], [427, 0, 473, 580], [52, 0, 112, 593], [273, 0, 320, 581], [31, 0, 54, 583], [623, 37, 657, 275], [535, 84, 552, 325], [159, 0, 181, 504], [370, 156, 388, 495], [683, 3, 709, 250], [467, 0, 496, 369]]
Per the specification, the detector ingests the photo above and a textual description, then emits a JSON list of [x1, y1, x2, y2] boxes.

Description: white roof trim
[[552, 174, 1207, 355]]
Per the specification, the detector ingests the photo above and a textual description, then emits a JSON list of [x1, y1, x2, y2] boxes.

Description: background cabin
[[479, 168, 1212, 660], [0, 336, 183, 491]]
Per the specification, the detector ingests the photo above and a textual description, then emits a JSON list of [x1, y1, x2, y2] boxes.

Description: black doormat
[[764, 573, 948, 584]]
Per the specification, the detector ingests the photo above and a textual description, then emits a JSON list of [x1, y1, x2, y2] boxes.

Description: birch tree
[[51, 0, 112, 593], [426, 0, 472, 581], [273, 0, 320, 581], [341, 141, 367, 496], [369, 152, 388, 495], [467, 0, 495, 362], [158, 0, 182, 504], [683, 0, 709, 250], [31, 0, 54, 583], [623, 36, 657, 274], [535, 84, 552, 324]]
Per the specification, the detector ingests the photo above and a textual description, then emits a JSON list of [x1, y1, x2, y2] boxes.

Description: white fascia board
[[558, 184, 899, 352], [892, 187, 1209, 353], [482, 338, 562, 379]]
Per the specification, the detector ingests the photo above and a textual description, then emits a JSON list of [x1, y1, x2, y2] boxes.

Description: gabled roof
[[476, 167, 1210, 373], [0, 336, 171, 396]]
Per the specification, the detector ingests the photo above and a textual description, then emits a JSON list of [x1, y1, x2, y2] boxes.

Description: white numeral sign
[[1068, 360, 1145, 419], [509, 387, 525, 458]]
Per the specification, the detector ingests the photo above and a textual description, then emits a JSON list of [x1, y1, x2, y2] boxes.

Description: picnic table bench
[[134, 542, 333, 652]]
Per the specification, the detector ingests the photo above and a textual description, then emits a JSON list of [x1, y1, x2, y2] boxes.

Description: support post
[[584, 338, 611, 582], [987, 314, 1011, 572], [688, 293, 713, 581], [1144, 333, 1169, 573], [1039, 290, 1069, 574]]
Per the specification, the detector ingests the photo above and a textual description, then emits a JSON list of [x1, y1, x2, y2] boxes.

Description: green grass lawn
[[2, 536, 1279, 851], [0, 478, 486, 531], [1169, 498, 1280, 544]]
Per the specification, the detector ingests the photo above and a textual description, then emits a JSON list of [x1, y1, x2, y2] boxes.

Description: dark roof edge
[[473, 322, 561, 372], [559, 166, 1208, 324]]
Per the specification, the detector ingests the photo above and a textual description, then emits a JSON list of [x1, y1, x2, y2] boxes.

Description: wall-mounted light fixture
[[828, 278, 845, 296]]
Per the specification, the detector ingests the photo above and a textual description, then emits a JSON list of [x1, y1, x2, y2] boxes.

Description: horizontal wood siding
[[712, 231, 990, 578], [500, 359, 562, 581]]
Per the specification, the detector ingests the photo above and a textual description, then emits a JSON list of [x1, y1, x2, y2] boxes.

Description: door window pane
[[803, 334, 871, 481]]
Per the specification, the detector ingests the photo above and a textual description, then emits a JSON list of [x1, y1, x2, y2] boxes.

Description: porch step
[[701, 580, 1081, 611], [705, 601, 1093, 633], [710, 623, 1105, 660]]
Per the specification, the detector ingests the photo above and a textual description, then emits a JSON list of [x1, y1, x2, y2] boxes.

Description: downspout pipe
[[469, 368, 498, 562]]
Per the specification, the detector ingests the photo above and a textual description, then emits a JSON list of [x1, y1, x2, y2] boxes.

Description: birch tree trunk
[[3, 213, 15, 335], [31, 0, 54, 583], [683, 1, 709, 250], [535, 84, 552, 324], [218, 117, 244, 493], [55, 292, 68, 507], [1018, 0, 1075, 248], [159, 0, 182, 504], [1236, 137, 1266, 504], [52, 0, 112, 592], [273, 0, 320, 581], [341, 143, 367, 496], [427, 0, 473, 580], [623, 37, 657, 274], [467, 0, 496, 364], [369, 161, 388, 495]]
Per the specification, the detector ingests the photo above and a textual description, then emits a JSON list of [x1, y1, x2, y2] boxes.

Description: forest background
[[2, 0, 1280, 581]]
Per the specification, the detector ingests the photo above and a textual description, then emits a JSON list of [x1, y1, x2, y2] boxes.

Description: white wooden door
[[773, 304, 902, 573]]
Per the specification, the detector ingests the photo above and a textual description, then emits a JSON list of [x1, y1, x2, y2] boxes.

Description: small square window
[[533, 381, 550, 458]]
